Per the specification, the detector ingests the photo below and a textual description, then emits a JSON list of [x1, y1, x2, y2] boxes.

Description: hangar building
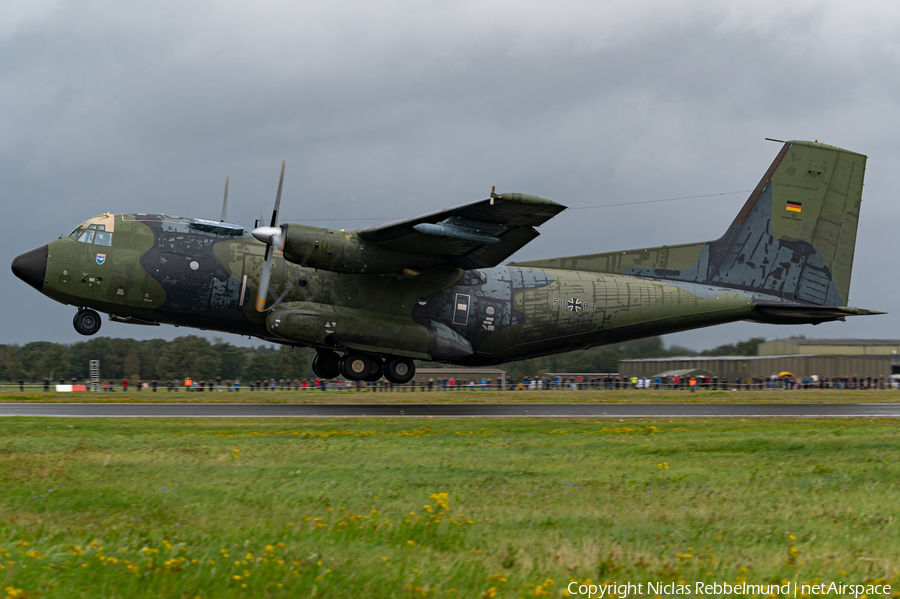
[[618, 338, 900, 381], [758, 337, 900, 357]]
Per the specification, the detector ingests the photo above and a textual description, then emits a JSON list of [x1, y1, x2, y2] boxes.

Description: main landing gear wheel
[[73, 309, 102, 336], [340, 353, 371, 381], [384, 356, 415, 385], [363, 357, 384, 382], [312, 350, 340, 379]]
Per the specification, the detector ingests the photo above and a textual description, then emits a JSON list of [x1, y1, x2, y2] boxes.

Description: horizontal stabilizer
[[751, 303, 885, 325]]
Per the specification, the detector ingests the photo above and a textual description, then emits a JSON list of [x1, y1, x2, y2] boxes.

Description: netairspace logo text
[[566, 581, 891, 598]]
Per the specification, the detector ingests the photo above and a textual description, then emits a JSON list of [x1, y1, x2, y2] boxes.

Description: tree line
[[0, 335, 765, 383], [0, 336, 319, 383]]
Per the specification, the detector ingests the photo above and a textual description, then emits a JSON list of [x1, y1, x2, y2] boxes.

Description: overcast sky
[[4, 0, 900, 351]]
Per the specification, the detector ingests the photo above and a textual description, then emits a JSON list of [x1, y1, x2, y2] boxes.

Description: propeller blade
[[255, 161, 286, 312], [270, 160, 285, 227], [220, 175, 229, 222], [255, 245, 273, 312]]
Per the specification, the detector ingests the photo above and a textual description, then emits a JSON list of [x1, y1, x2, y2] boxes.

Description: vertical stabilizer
[[707, 140, 866, 305]]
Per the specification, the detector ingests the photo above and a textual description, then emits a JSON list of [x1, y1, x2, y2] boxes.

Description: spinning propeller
[[251, 161, 287, 312]]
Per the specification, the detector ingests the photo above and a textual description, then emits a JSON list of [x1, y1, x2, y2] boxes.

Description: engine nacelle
[[266, 301, 473, 361], [280, 224, 440, 274]]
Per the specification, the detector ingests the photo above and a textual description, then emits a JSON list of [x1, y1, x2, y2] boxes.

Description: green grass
[[1, 418, 899, 597], [2, 387, 900, 404]]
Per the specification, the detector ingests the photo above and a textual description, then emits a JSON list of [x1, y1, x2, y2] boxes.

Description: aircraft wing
[[358, 193, 566, 269]]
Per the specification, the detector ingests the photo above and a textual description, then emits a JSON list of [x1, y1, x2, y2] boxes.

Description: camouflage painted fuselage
[[36, 213, 803, 366], [21, 140, 879, 365]]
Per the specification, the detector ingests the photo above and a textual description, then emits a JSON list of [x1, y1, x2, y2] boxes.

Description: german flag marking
[[786, 201, 802, 213]]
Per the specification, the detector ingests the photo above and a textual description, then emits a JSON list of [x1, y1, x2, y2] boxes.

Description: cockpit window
[[94, 231, 112, 246], [68, 227, 83, 239], [78, 230, 95, 244]]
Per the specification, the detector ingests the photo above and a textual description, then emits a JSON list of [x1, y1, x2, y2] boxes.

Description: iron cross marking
[[567, 298, 582, 312]]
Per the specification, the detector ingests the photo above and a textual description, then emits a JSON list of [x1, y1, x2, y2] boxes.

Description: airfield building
[[618, 338, 900, 381], [758, 337, 900, 357]]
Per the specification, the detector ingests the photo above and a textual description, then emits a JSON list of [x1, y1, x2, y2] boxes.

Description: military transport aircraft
[[11, 140, 881, 384]]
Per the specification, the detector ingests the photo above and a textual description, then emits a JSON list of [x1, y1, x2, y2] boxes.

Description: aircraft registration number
[[552, 298, 596, 312]]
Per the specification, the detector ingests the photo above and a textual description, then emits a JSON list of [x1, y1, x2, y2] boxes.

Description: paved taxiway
[[1, 403, 900, 417]]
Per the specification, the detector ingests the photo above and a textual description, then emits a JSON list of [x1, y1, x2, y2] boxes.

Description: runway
[[1, 403, 900, 417]]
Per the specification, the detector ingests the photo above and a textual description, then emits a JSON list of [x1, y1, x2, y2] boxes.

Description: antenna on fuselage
[[221, 175, 230, 222]]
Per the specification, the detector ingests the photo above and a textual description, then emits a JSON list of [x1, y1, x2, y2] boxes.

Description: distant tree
[[700, 337, 765, 356], [4, 346, 21, 382], [139, 339, 167, 380], [155, 336, 218, 380], [215, 342, 247, 379], [67, 337, 130, 380], [665, 344, 698, 357], [242, 353, 281, 381], [278, 345, 315, 380], [39, 344, 69, 380], [123, 349, 141, 380], [615, 337, 668, 359]]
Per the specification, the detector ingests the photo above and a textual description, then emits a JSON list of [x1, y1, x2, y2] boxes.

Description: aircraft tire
[[312, 351, 340, 379], [73, 309, 102, 336], [384, 357, 415, 385], [363, 358, 384, 382], [340, 353, 371, 381]]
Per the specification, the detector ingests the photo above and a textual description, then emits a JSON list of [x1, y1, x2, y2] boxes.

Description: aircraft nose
[[11, 243, 49, 292]]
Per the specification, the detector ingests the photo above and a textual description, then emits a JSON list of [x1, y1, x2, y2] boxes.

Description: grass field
[[0, 417, 898, 597], [2, 388, 900, 404]]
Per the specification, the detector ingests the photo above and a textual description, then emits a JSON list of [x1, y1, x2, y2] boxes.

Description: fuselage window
[[78, 230, 95, 244], [94, 231, 112, 246]]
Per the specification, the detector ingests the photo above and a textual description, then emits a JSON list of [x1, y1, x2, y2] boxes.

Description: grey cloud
[[3, 0, 899, 349]]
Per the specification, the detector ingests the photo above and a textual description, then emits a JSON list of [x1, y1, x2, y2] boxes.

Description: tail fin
[[511, 140, 867, 306]]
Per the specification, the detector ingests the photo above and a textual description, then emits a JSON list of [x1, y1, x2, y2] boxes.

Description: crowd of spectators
[[13, 372, 896, 392]]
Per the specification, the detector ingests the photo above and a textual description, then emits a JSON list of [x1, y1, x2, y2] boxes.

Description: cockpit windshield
[[68, 214, 116, 246]]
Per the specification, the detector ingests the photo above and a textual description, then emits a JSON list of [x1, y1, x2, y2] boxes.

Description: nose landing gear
[[73, 309, 102, 336]]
